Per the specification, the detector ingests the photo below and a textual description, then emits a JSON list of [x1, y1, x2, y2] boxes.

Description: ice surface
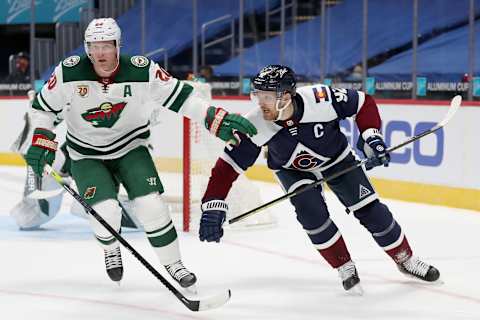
[[0, 166, 479, 320]]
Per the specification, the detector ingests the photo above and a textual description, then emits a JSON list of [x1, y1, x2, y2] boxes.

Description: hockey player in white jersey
[[199, 65, 440, 294], [10, 91, 142, 231], [24, 18, 257, 288]]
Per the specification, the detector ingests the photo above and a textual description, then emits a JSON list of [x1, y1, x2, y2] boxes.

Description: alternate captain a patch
[[81, 102, 126, 128], [312, 86, 329, 103]]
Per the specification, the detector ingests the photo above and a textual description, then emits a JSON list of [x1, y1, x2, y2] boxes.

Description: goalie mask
[[251, 65, 296, 120], [84, 18, 121, 65]]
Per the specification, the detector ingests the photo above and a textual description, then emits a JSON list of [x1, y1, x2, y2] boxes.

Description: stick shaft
[[229, 95, 461, 224], [44, 165, 200, 311]]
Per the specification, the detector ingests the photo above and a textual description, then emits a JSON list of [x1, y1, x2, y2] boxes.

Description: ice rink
[[0, 165, 479, 320]]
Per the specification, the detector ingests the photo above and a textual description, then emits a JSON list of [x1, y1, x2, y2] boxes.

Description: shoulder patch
[[130, 56, 149, 68], [63, 55, 81, 67]]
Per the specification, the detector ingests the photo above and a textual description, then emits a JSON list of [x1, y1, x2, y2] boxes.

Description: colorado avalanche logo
[[291, 151, 323, 170], [82, 102, 126, 128], [284, 143, 330, 171]]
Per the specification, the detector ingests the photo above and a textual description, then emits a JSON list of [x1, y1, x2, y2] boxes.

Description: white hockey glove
[[360, 128, 390, 170]]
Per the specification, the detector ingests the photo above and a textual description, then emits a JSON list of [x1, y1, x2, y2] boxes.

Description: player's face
[[87, 40, 117, 73], [251, 90, 291, 121]]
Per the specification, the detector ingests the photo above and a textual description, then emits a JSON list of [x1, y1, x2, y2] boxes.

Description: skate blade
[[400, 273, 444, 285], [346, 283, 364, 296]]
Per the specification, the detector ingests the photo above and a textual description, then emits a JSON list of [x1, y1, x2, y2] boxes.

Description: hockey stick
[[27, 182, 64, 199], [24, 165, 64, 199], [28, 188, 64, 199], [229, 95, 462, 225], [43, 164, 231, 312]]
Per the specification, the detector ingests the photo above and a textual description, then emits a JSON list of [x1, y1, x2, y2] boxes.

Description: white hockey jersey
[[32, 55, 209, 160]]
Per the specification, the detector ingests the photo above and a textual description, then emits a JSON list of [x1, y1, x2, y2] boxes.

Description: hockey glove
[[360, 128, 390, 170], [199, 200, 228, 242], [205, 106, 257, 145], [25, 128, 57, 177]]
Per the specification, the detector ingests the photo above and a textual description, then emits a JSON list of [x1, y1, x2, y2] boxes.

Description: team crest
[[284, 143, 330, 171], [84, 186, 97, 200], [63, 55, 81, 67], [131, 55, 149, 68], [77, 85, 89, 97], [82, 102, 127, 128]]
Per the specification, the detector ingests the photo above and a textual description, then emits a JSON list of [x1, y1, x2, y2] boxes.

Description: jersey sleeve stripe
[[162, 79, 181, 107], [356, 91, 366, 114], [31, 97, 47, 112], [168, 82, 194, 112], [37, 91, 62, 114]]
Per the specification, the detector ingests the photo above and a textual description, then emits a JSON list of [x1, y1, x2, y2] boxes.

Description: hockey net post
[[177, 81, 276, 232], [183, 117, 191, 232]]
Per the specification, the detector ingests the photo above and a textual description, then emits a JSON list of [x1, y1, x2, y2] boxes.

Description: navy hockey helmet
[[252, 65, 296, 96]]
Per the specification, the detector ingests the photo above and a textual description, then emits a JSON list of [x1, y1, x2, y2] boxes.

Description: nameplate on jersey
[[283, 143, 331, 171]]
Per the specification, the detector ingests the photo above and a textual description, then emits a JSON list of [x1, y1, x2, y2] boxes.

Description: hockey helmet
[[84, 18, 121, 59], [252, 65, 296, 96]]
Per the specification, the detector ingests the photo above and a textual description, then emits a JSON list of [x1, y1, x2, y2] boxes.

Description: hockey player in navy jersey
[[199, 65, 440, 294]]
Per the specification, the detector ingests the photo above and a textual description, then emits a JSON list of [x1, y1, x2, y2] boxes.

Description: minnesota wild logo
[[82, 102, 126, 128], [84, 186, 97, 200]]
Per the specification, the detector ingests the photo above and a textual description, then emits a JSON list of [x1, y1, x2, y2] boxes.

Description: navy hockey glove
[[205, 107, 257, 145], [25, 128, 57, 177], [361, 128, 390, 170], [199, 200, 228, 242]]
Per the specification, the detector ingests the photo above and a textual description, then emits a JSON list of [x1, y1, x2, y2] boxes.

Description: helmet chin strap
[[274, 99, 292, 121]]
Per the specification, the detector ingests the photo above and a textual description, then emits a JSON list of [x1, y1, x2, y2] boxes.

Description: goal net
[[152, 81, 276, 232]]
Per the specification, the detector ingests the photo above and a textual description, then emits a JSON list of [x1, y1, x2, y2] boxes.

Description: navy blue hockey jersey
[[222, 84, 367, 173]]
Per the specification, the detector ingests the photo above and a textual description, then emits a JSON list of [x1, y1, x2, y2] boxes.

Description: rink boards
[[0, 96, 479, 211]]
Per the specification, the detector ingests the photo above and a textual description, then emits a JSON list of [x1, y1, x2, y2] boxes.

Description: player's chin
[[261, 110, 275, 121]]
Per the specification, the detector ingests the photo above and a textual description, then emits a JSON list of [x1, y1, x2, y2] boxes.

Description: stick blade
[[438, 95, 462, 128], [197, 289, 231, 311], [27, 188, 64, 199]]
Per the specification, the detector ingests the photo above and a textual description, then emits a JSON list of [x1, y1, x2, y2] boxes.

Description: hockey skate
[[337, 261, 363, 295], [104, 246, 123, 283], [165, 260, 197, 291], [397, 256, 440, 282]]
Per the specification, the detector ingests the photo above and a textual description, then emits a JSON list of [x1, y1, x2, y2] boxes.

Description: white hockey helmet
[[84, 18, 121, 59]]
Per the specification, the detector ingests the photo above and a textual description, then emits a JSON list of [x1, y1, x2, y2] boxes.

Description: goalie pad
[[10, 165, 64, 230]]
